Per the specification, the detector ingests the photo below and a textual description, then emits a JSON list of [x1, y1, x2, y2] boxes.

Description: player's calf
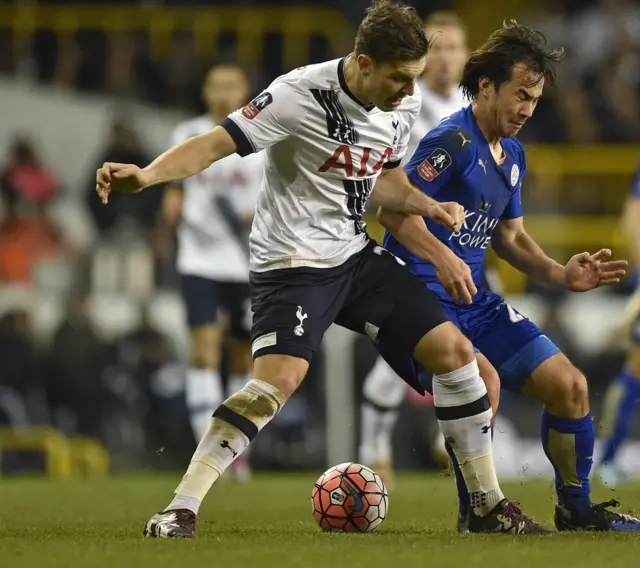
[[414, 324, 550, 532], [414, 325, 528, 530], [415, 326, 503, 513], [359, 356, 405, 489], [523, 354, 596, 520], [597, 346, 640, 482], [523, 352, 640, 530], [524, 356, 589, 419], [186, 324, 225, 441], [226, 338, 255, 483], [146, 355, 303, 537]]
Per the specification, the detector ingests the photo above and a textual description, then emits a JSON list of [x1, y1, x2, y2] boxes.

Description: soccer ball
[[311, 462, 388, 532]]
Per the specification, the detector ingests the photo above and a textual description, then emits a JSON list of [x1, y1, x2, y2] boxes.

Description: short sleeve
[[386, 90, 421, 168], [221, 79, 306, 157], [403, 126, 474, 196], [501, 160, 526, 220], [230, 152, 265, 216], [500, 181, 523, 220]]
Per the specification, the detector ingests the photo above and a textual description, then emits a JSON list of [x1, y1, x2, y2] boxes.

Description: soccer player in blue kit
[[378, 21, 640, 531], [597, 165, 640, 486]]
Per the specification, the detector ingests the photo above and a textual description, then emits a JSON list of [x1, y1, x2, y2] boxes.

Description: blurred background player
[[597, 164, 640, 486], [358, 11, 469, 487], [162, 64, 264, 481]]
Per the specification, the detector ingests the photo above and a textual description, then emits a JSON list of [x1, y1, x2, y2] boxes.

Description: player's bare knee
[[228, 339, 253, 375], [569, 367, 589, 413], [549, 367, 589, 418], [262, 371, 303, 399], [414, 323, 475, 375], [191, 351, 216, 370], [253, 354, 308, 399], [436, 332, 476, 375], [191, 338, 220, 369], [191, 326, 222, 369]]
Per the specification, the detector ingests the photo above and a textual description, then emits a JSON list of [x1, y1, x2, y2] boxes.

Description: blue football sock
[[601, 370, 640, 465], [445, 439, 470, 509], [541, 410, 594, 518]]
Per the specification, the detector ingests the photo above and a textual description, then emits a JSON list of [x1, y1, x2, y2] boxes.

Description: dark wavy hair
[[354, 0, 429, 63], [461, 20, 565, 100]]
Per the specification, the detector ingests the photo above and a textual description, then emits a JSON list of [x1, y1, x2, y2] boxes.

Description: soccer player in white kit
[[97, 1, 546, 537], [358, 11, 473, 488], [162, 64, 263, 481]]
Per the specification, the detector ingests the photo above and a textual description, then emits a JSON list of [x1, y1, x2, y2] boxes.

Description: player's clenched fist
[[96, 162, 150, 205], [425, 201, 464, 232]]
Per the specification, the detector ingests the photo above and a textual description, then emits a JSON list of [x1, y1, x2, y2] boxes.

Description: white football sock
[[166, 379, 286, 514], [432, 359, 504, 516], [359, 403, 399, 464], [185, 368, 223, 442], [359, 357, 405, 464]]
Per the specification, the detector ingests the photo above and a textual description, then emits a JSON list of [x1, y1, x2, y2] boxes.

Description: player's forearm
[[493, 230, 566, 287], [372, 169, 437, 215], [143, 127, 234, 188], [377, 208, 454, 264]]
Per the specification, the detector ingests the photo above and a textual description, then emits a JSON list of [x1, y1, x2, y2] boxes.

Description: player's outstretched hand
[[434, 250, 477, 305], [96, 162, 150, 205], [427, 202, 464, 232], [563, 249, 628, 292]]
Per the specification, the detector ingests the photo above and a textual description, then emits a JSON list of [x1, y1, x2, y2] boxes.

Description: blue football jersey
[[384, 105, 526, 299]]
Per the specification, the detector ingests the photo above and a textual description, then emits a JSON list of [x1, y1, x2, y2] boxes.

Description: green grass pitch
[[1, 472, 639, 568]]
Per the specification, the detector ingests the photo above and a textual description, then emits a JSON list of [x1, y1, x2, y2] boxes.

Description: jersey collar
[[464, 106, 518, 185], [338, 57, 376, 112], [464, 107, 511, 162]]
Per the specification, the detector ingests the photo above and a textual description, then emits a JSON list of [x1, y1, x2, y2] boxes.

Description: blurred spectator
[[45, 294, 111, 440], [0, 309, 46, 427], [568, 0, 640, 80], [1, 137, 59, 209], [86, 117, 162, 236], [0, 137, 66, 285], [589, 49, 640, 143], [112, 306, 192, 468]]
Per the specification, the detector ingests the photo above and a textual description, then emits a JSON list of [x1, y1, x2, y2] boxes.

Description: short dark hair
[[461, 20, 564, 100], [354, 0, 429, 63]]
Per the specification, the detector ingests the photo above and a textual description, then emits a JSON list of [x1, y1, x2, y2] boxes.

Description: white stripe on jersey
[[223, 57, 421, 272], [404, 79, 468, 164], [172, 115, 264, 282]]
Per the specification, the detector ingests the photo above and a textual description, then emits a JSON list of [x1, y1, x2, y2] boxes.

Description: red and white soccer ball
[[311, 462, 388, 533]]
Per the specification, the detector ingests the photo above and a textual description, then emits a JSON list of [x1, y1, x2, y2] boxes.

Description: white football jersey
[[173, 115, 264, 282], [222, 57, 421, 272], [405, 79, 467, 164]]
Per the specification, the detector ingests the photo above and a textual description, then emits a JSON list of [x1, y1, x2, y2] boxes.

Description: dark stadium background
[[1, 0, 639, 481]]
